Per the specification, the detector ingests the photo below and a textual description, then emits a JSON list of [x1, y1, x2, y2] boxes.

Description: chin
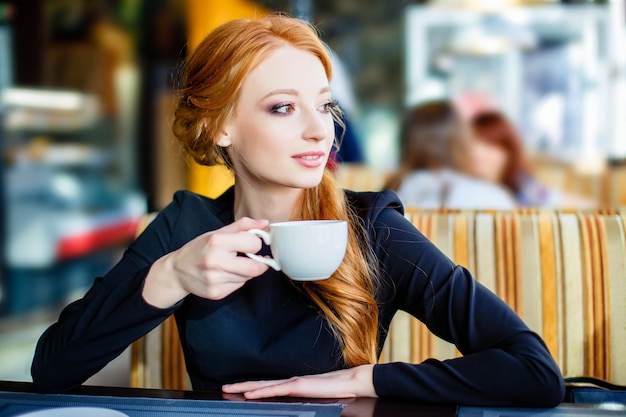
[[292, 180, 323, 190], [289, 173, 325, 190]]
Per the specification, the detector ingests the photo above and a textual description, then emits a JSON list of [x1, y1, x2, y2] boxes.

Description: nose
[[302, 108, 332, 142]]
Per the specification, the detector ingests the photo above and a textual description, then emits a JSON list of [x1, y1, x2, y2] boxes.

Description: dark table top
[[2, 381, 625, 417], [0, 381, 456, 417]]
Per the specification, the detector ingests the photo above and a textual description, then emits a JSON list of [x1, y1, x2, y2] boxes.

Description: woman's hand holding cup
[[142, 217, 270, 308]]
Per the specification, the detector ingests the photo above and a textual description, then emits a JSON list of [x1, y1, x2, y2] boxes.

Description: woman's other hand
[[222, 364, 377, 399], [142, 217, 270, 308]]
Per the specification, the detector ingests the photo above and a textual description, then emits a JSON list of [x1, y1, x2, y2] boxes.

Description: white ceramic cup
[[246, 220, 348, 281]]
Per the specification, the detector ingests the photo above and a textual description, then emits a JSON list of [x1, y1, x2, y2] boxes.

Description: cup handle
[[246, 229, 281, 271]]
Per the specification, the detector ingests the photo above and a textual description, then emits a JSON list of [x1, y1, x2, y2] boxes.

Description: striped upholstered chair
[[381, 208, 626, 385]]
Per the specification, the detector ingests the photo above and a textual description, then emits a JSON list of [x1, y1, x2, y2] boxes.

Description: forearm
[[31, 193, 191, 392], [31, 269, 177, 392], [373, 334, 564, 406]]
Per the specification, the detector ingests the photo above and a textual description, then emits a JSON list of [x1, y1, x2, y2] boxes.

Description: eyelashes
[[269, 102, 295, 114], [268, 100, 339, 115], [321, 100, 340, 113]]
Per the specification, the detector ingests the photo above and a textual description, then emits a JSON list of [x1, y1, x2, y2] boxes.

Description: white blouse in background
[[396, 169, 517, 210]]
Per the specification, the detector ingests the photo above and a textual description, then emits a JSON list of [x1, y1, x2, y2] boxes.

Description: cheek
[[233, 112, 336, 155], [472, 144, 508, 180], [476, 145, 501, 165], [472, 144, 491, 167], [325, 118, 336, 143], [491, 149, 509, 170], [234, 117, 282, 151]]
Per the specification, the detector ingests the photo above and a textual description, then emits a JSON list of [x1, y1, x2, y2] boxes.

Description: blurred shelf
[[6, 193, 146, 269], [56, 211, 141, 262], [1, 88, 100, 132], [5, 143, 115, 169]]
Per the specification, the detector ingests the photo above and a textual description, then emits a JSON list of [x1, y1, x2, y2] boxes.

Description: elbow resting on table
[[522, 360, 566, 407], [540, 374, 566, 407], [31, 349, 86, 394], [31, 365, 84, 394], [31, 364, 62, 393]]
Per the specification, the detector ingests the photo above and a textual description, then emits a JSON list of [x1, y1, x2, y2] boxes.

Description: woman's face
[[220, 46, 335, 192], [471, 138, 509, 184]]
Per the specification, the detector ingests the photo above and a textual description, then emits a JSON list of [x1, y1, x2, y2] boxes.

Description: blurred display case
[[405, 3, 626, 161], [1, 88, 145, 315]]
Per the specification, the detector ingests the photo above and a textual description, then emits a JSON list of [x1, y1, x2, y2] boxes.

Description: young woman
[[31, 15, 564, 406], [384, 100, 516, 209]]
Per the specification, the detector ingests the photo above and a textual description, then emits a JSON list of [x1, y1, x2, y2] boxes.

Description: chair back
[[131, 208, 626, 388], [130, 213, 191, 390], [131, 315, 190, 390], [379, 208, 626, 385]]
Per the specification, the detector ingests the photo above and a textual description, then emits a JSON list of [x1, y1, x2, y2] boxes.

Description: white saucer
[[16, 407, 129, 417]]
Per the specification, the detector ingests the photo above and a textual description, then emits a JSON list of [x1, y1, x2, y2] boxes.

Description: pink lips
[[292, 151, 325, 168]]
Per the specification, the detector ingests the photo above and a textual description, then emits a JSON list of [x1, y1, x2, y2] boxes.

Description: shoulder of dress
[[161, 189, 233, 232], [344, 189, 405, 222]]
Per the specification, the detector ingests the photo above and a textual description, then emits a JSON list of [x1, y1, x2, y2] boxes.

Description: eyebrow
[[261, 86, 331, 100]]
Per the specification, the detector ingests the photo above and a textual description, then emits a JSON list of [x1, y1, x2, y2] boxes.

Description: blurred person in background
[[384, 100, 516, 209], [471, 110, 595, 208]]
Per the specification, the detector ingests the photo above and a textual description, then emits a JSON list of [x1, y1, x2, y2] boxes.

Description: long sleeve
[[30, 191, 204, 392], [350, 191, 565, 406]]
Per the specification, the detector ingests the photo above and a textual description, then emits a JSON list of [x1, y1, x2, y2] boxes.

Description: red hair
[[471, 111, 531, 194]]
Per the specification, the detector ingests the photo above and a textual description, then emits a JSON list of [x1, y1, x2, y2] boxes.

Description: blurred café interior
[[0, 0, 625, 387]]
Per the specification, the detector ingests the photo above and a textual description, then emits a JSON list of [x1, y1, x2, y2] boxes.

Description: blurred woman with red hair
[[385, 101, 516, 210], [471, 110, 593, 208]]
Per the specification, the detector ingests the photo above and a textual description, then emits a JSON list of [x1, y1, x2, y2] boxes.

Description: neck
[[233, 181, 304, 224]]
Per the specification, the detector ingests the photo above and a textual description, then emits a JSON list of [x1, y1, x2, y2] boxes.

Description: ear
[[216, 130, 232, 148], [215, 118, 235, 148]]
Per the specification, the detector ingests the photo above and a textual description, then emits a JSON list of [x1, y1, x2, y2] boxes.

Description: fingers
[[223, 379, 287, 394], [203, 216, 269, 257], [205, 229, 265, 257], [220, 256, 269, 279], [240, 383, 298, 400], [222, 376, 353, 400], [202, 231, 269, 279], [220, 392, 246, 402], [190, 218, 271, 299], [223, 378, 305, 399], [198, 258, 268, 291]]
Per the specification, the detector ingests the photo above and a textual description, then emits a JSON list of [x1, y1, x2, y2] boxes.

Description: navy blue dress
[[31, 187, 564, 406]]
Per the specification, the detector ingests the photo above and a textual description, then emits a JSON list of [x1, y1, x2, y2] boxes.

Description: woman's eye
[[270, 103, 295, 114], [319, 100, 339, 113]]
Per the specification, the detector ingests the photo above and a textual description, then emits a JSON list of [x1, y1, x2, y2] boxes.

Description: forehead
[[240, 46, 330, 98]]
